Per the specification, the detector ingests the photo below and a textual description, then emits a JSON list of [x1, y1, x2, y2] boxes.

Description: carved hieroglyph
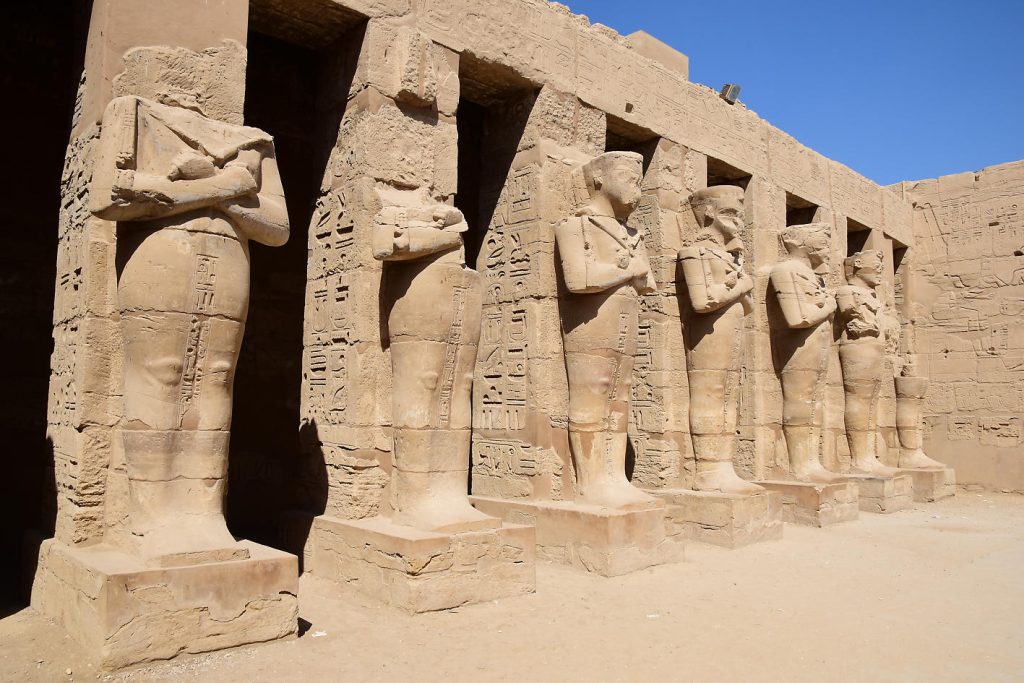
[[555, 151, 658, 508], [373, 190, 496, 532], [769, 223, 843, 482], [836, 250, 901, 477], [90, 94, 289, 563], [679, 186, 763, 494]]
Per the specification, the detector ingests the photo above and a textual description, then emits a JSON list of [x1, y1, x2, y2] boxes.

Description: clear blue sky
[[563, 0, 1024, 185]]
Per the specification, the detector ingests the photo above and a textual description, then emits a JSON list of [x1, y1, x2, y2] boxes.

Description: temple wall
[[38, 0, 1024, 574], [896, 162, 1024, 492]]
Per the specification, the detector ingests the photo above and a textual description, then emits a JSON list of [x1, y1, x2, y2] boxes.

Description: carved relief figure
[[555, 151, 658, 508], [374, 192, 496, 531], [679, 186, 763, 494], [836, 250, 900, 476], [90, 92, 289, 562], [769, 223, 844, 482]]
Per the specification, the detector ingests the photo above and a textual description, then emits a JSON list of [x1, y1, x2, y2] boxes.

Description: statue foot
[[138, 515, 247, 565], [579, 478, 659, 510], [793, 464, 848, 484], [394, 499, 501, 535], [695, 462, 765, 495], [899, 449, 947, 470], [851, 458, 901, 477]]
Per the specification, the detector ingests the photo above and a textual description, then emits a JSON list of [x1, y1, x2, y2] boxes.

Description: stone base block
[[308, 515, 535, 613], [31, 539, 298, 671], [846, 473, 914, 513], [900, 467, 956, 502], [469, 496, 684, 577], [648, 489, 784, 548], [755, 481, 860, 527]]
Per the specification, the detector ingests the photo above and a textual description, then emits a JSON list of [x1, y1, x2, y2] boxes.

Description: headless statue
[[679, 186, 763, 495], [836, 250, 900, 476], [91, 95, 289, 564], [769, 223, 844, 482], [374, 194, 497, 532], [555, 151, 658, 509]]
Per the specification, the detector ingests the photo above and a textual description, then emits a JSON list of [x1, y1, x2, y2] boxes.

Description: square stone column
[[32, 0, 299, 669]]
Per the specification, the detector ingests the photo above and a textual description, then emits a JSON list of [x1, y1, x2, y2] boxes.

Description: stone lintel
[[756, 481, 860, 527], [469, 495, 684, 577], [649, 489, 784, 549], [309, 515, 536, 613], [30, 539, 298, 671]]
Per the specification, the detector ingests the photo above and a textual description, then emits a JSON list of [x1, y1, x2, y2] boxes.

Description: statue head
[[112, 40, 247, 125], [577, 151, 643, 220], [690, 185, 745, 244], [844, 249, 884, 289], [781, 222, 831, 269]]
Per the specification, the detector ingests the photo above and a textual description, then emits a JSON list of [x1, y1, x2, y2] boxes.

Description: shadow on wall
[[226, 21, 363, 555], [1, 1, 91, 609]]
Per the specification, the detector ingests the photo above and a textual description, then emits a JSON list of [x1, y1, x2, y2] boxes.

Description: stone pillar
[[302, 19, 534, 612], [32, 1, 298, 670], [468, 86, 684, 576]]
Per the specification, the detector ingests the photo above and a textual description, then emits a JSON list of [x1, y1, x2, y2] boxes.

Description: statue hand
[[226, 149, 263, 187]]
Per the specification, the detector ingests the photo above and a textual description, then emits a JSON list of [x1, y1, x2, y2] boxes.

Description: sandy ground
[[3, 491, 1023, 683]]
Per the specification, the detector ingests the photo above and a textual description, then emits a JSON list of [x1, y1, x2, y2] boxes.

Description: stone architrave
[[769, 223, 843, 482], [678, 186, 764, 495], [836, 249, 913, 512], [373, 193, 498, 532], [554, 151, 659, 509], [32, 42, 297, 670]]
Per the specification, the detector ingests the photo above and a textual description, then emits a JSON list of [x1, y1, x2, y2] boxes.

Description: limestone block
[[31, 539, 297, 671], [757, 481, 860, 527], [900, 467, 956, 502], [651, 489, 784, 549], [308, 515, 535, 612], [846, 473, 914, 514], [625, 30, 689, 79], [470, 496, 683, 577]]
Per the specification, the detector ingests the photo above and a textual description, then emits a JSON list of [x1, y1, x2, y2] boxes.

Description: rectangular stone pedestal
[[31, 539, 298, 671], [647, 489, 784, 548], [309, 515, 535, 613], [846, 473, 914, 513], [469, 496, 684, 576], [900, 467, 956, 502], [756, 481, 860, 527]]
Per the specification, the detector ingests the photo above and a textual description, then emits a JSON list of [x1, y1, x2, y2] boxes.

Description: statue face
[[855, 251, 884, 287], [600, 159, 643, 215], [708, 194, 744, 240], [804, 230, 831, 266]]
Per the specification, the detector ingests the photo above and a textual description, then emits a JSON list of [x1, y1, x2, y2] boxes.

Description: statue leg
[[562, 289, 655, 509], [118, 228, 248, 562], [387, 266, 496, 533], [895, 377, 945, 468], [839, 342, 898, 476], [686, 305, 763, 494], [781, 366, 844, 483]]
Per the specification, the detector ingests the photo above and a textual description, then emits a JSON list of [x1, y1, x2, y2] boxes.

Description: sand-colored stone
[[847, 473, 914, 514], [308, 515, 534, 613], [470, 496, 683, 577], [757, 481, 860, 527], [650, 489, 784, 549]]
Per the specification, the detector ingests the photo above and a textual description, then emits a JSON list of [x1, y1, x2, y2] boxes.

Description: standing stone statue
[[679, 186, 763, 494], [90, 94, 289, 563], [769, 223, 843, 482], [836, 249, 900, 476], [555, 151, 658, 508], [374, 195, 496, 532]]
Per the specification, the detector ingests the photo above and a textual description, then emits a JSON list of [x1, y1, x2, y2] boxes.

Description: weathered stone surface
[[847, 473, 914, 514], [308, 514, 535, 612], [650, 489, 784, 549], [470, 495, 683, 577], [31, 539, 297, 671], [757, 481, 860, 527]]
